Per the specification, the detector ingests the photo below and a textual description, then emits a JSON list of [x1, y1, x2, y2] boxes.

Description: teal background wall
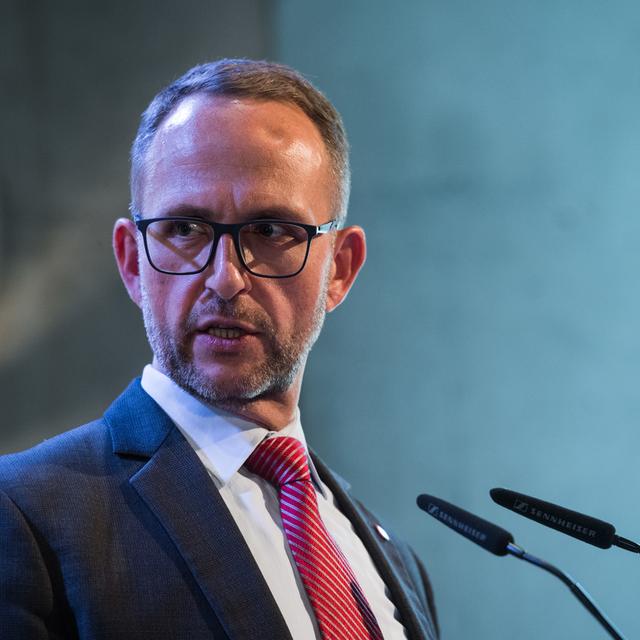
[[281, 2, 640, 637], [3, 1, 640, 637]]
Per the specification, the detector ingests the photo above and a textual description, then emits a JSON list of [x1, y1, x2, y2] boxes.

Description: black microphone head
[[490, 488, 616, 550], [417, 494, 514, 556]]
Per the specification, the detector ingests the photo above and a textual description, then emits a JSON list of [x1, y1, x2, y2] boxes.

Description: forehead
[[139, 95, 333, 219]]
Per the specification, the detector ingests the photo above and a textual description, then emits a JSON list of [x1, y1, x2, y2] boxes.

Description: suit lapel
[[105, 381, 292, 640], [312, 452, 438, 640], [105, 381, 436, 639]]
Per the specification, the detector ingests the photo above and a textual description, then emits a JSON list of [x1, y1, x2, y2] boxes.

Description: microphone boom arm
[[417, 494, 628, 640], [506, 542, 626, 640]]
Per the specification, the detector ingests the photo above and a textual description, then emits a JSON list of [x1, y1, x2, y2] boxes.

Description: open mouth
[[204, 327, 246, 339]]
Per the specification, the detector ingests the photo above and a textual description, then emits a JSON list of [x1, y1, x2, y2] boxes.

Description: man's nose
[[203, 233, 250, 300]]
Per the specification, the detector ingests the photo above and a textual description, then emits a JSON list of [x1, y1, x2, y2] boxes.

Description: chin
[[179, 364, 296, 407]]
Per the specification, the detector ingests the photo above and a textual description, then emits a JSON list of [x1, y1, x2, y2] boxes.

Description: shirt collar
[[140, 365, 325, 495]]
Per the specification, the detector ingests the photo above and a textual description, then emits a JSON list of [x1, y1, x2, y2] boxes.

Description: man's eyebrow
[[246, 207, 309, 222], [156, 205, 310, 223], [155, 205, 212, 218]]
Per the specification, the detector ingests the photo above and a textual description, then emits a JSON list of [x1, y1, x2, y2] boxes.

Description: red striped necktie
[[245, 436, 384, 640]]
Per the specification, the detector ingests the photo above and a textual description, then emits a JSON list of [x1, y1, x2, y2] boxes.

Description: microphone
[[415, 494, 513, 555], [417, 494, 627, 640], [490, 488, 640, 554]]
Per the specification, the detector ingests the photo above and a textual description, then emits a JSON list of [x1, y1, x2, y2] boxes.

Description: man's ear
[[113, 218, 142, 308], [325, 225, 366, 313]]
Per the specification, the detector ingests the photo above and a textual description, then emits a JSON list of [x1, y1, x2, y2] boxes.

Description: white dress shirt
[[141, 365, 408, 639]]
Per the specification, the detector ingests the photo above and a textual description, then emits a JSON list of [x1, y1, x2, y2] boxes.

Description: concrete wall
[[1, 0, 271, 451], [3, 1, 639, 637]]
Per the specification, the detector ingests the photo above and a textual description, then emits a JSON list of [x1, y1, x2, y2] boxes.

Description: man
[[0, 59, 438, 639]]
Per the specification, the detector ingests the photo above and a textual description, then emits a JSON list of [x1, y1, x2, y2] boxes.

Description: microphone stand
[[506, 542, 626, 640]]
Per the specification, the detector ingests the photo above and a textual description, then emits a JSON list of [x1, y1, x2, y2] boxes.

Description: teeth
[[207, 327, 243, 339]]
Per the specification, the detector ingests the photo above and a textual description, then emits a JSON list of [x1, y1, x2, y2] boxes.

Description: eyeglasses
[[134, 216, 342, 278]]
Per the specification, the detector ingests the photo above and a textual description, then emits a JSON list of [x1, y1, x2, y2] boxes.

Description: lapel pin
[[375, 524, 390, 541]]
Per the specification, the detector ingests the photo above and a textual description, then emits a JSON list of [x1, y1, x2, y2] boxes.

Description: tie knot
[[245, 436, 310, 487]]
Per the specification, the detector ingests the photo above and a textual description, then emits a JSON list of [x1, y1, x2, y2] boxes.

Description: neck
[[151, 357, 303, 431], [211, 381, 302, 431]]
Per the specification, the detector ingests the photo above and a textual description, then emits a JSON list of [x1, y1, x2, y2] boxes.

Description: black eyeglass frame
[[133, 215, 343, 278]]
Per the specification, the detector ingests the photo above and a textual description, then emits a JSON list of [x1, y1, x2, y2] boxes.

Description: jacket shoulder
[[0, 377, 161, 494], [0, 419, 112, 492]]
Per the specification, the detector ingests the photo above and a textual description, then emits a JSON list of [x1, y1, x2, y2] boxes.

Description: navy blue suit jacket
[[0, 380, 438, 639]]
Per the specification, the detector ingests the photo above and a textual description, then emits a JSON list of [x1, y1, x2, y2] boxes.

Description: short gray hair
[[130, 59, 350, 221]]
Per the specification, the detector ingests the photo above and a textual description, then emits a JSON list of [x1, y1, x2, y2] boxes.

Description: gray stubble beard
[[140, 269, 329, 411]]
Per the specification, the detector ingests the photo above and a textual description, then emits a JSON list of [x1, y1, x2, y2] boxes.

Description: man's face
[[121, 95, 347, 411]]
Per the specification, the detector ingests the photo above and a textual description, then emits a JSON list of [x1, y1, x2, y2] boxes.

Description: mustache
[[184, 296, 275, 336]]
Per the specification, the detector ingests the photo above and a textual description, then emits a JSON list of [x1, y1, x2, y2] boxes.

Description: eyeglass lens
[[145, 219, 310, 276]]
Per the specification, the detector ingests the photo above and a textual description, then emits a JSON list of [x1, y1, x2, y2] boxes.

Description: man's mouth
[[205, 327, 246, 339]]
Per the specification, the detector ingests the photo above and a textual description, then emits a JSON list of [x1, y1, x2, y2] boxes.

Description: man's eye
[[253, 223, 282, 238], [173, 221, 197, 236], [160, 220, 208, 238], [246, 222, 304, 242]]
